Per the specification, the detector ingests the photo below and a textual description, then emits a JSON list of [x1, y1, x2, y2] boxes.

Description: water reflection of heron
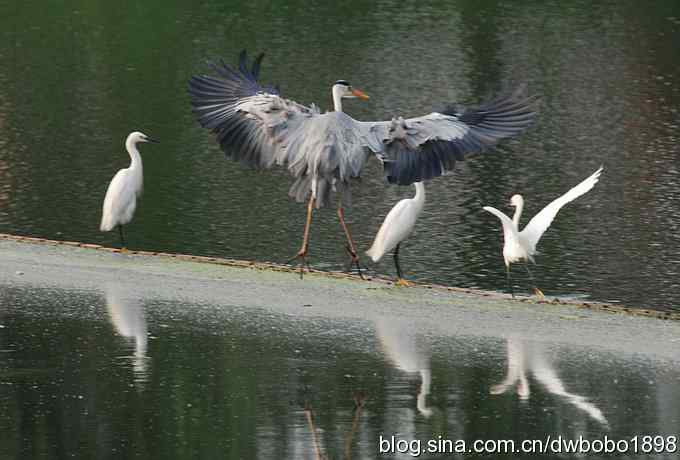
[[376, 318, 433, 418], [304, 393, 367, 460], [104, 283, 149, 381], [492, 338, 607, 426]]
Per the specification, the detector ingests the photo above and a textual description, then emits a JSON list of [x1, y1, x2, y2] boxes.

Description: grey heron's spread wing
[[367, 92, 539, 185], [189, 51, 538, 196], [188, 51, 324, 170]]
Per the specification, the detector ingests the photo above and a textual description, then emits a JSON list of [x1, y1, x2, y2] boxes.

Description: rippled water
[[0, 1, 679, 309], [1, 283, 679, 459]]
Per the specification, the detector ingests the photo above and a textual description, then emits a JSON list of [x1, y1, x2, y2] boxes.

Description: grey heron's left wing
[[188, 51, 318, 170], [368, 92, 539, 185]]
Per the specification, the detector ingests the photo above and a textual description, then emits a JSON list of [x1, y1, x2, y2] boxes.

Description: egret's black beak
[[145, 136, 160, 144]]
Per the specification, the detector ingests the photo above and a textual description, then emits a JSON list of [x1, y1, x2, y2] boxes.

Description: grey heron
[[366, 182, 425, 286], [100, 131, 159, 250], [188, 50, 538, 276], [483, 166, 603, 297]]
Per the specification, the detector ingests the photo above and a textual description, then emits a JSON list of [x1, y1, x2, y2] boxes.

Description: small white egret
[[483, 166, 603, 297], [100, 131, 159, 249], [366, 182, 425, 286]]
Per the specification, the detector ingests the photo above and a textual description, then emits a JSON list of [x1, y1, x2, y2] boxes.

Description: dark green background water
[[0, 1, 679, 309]]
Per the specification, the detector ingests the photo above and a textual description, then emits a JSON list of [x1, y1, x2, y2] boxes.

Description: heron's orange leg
[[288, 196, 315, 278], [338, 206, 364, 279]]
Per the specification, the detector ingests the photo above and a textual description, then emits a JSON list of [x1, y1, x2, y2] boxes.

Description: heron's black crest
[[334, 80, 350, 86]]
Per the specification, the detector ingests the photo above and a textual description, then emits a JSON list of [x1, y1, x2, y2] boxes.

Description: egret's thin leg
[[118, 225, 127, 251], [394, 244, 403, 279], [288, 196, 315, 279], [337, 205, 364, 279], [506, 264, 514, 298], [393, 244, 414, 287], [524, 263, 545, 299]]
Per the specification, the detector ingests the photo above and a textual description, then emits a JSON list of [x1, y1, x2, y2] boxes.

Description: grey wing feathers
[[377, 91, 539, 185], [188, 50, 316, 169]]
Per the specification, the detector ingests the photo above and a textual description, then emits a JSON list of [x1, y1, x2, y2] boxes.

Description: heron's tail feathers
[[288, 176, 351, 209]]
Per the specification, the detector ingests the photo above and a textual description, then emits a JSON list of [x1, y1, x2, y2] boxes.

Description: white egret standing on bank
[[482, 166, 603, 297], [188, 51, 538, 277], [100, 131, 159, 249], [366, 182, 425, 286]]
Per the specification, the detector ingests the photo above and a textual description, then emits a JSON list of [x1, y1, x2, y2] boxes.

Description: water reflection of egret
[[492, 338, 608, 426], [483, 166, 603, 297], [104, 283, 149, 382], [376, 318, 433, 418]]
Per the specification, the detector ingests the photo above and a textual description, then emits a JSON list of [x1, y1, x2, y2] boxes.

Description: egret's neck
[[332, 86, 343, 112], [125, 139, 143, 170], [512, 200, 524, 228], [413, 181, 426, 204]]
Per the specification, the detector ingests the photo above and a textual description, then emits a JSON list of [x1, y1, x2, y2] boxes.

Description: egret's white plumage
[[483, 166, 603, 295], [100, 131, 158, 247], [366, 182, 425, 284]]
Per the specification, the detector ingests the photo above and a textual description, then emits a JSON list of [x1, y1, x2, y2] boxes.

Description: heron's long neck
[[125, 139, 143, 171], [332, 86, 343, 112], [512, 200, 524, 228]]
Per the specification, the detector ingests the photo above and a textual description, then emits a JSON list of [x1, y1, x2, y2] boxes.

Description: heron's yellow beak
[[352, 88, 370, 100]]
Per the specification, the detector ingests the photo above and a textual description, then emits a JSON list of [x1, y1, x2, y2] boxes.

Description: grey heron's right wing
[[188, 51, 318, 169], [366, 91, 539, 185]]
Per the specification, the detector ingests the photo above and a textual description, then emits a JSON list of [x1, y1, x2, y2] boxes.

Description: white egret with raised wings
[[100, 131, 159, 250], [366, 182, 425, 286], [483, 166, 603, 297], [188, 51, 538, 276]]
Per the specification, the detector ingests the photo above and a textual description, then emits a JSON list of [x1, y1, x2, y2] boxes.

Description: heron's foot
[[395, 278, 415, 287], [344, 244, 365, 280], [287, 248, 311, 279], [533, 287, 545, 300], [119, 247, 129, 253]]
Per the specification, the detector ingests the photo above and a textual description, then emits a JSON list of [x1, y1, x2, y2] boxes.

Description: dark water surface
[[1, 1, 680, 309], [1, 283, 679, 459]]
